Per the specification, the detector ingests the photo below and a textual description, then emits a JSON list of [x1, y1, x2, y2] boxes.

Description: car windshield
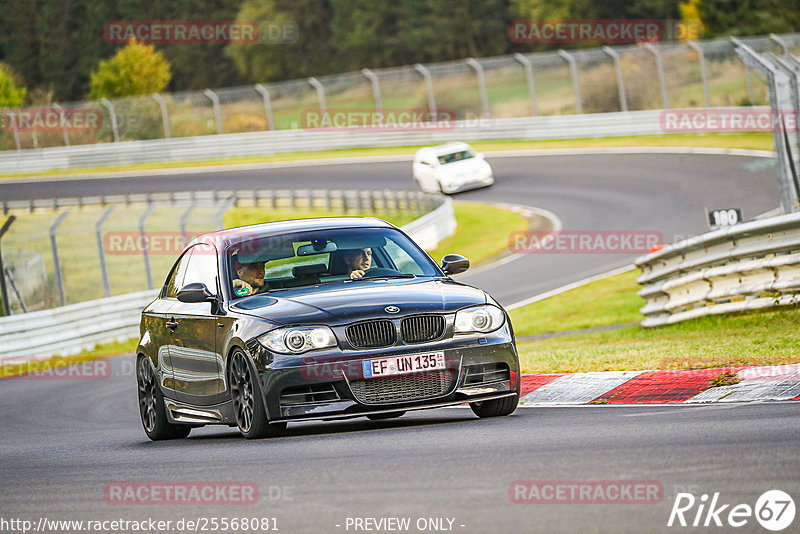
[[226, 226, 440, 297], [437, 150, 474, 165]]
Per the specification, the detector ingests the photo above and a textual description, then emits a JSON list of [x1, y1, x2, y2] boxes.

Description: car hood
[[437, 158, 488, 176], [229, 278, 487, 325]]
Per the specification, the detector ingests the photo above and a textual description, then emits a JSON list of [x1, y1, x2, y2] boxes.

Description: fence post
[[139, 204, 156, 289], [180, 202, 197, 244], [735, 39, 799, 212], [643, 43, 669, 109], [686, 41, 711, 107], [216, 197, 235, 231], [308, 77, 327, 114], [466, 58, 491, 118], [49, 210, 70, 307], [361, 68, 383, 114], [95, 207, 114, 298], [414, 64, 437, 119], [99, 99, 120, 142], [557, 50, 583, 114], [602, 46, 628, 112], [52, 104, 70, 146], [203, 89, 224, 135], [254, 83, 276, 131], [0, 215, 16, 316], [770, 33, 788, 55], [152, 93, 171, 138], [513, 53, 539, 116]]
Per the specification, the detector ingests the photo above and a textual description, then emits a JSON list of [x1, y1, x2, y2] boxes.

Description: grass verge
[[512, 271, 800, 373], [0, 133, 773, 180]]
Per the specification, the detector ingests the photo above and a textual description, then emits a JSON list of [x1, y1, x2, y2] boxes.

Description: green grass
[[0, 133, 774, 179], [512, 271, 800, 373], [427, 201, 533, 267], [0, 338, 137, 378], [509, 269, 643, 336]]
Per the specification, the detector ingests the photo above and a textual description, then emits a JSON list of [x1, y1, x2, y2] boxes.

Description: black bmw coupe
[[136, 217, 520, 440]]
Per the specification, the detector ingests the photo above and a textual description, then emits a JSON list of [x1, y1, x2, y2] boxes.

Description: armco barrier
[[0, 110, 679, 174], [635, 212, 800, 327], [0, 196, 455, 360]]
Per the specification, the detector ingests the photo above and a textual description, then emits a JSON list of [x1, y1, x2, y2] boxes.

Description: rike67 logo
[[668, 490, 795, 531]]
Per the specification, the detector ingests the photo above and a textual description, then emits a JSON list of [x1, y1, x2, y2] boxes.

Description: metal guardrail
[[0, 195, 455, 360], [0, 110, 676, 174], [635, 212, 800, 327]]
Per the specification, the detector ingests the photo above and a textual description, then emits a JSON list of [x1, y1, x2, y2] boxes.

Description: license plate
[[362, 352, 446, 378]]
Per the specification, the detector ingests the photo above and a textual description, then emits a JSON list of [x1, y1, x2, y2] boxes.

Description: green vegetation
[[0, 63, 26, 107], [89, 40, 171, 100], [512, 271, 800, 373], [0, 133, 775, 180]]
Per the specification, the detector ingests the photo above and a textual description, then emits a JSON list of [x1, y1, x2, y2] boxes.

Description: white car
[[413, 142, 494, 194]]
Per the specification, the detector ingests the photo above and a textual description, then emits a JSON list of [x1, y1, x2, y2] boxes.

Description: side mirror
[[177, 282, 215, 303], [441, 254, 470, 275]]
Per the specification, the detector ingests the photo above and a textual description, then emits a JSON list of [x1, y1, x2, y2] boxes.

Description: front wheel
[[470, 395, 519, 418], [228, 349, 286, 439], [137, 356, 191, 441]]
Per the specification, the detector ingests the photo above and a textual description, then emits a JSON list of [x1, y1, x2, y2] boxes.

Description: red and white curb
[[519, 364, 800, 405]]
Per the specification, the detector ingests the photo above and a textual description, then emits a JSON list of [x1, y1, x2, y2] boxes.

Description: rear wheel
[[228, 349, 285, 439], [470, 395, 519, 418], [137, 356, 191, 441], [366, 411, 406, 421]]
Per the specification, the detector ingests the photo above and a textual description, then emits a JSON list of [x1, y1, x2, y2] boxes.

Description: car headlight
[[454, 305, 505, 334], [258, 326, 337, 354]]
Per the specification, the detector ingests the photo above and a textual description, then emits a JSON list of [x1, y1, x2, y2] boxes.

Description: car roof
[[186, 217, 397, 251], [430, 142, 471, 155]]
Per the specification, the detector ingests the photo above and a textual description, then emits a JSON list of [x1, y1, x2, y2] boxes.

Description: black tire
[[228, 349, 285, 439], [470, 395, 519, 418], [136, 355, 191, 441], [366, 411, 406, 421]]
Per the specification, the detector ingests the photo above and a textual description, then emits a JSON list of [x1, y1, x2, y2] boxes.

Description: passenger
[[232, 259, 267, 296], [330, 248, 372, 279]]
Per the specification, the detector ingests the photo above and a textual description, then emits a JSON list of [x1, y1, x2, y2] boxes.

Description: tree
[[696, 0, 800, 37], [89, 40, 171, 99], [0, 63, 27, 107]]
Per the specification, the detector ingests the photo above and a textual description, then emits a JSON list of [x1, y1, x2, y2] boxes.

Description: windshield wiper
[[349, 274, 417, 282]]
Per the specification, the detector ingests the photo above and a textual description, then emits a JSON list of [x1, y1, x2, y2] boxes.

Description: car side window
[[164, 249, 193, 298], [182, 243, 219, 293]]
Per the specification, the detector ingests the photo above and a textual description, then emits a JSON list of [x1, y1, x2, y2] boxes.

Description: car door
[[166, 243, 225, 406], [148, 249, 193, 399]]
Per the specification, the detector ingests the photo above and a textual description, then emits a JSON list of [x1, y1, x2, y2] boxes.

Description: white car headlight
[[258, 326, 337, 354], [454, 305, 505, 334]]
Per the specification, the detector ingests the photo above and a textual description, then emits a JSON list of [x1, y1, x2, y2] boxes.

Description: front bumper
[[258, 336, 519, 422]]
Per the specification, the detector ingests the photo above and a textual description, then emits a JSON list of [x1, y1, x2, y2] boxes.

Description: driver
[[232, 258, 268, 297], [340, 248, 372, 279]]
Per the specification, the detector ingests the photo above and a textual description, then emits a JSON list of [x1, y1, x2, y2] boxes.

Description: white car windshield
[[438, 150, 474, 165]]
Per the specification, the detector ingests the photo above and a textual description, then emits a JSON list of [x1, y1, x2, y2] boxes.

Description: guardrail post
[[0, 215, 16, 316], [557, 50, 583, 114], [414, 64, 437, 119], [770, 33, 789, 55], [216, 197, 235, 231], [203, 89, 224, 135], [602, 46, 628, 112], [513, 53, 539, 116], [254, 83, 276, 130], [686, 41, 711, 107], [308, 77, 327, 114], [95, 207, 114, 298], [49, 210, 70, 306], [643, 43, 669, 109], [139, 204, 156, 289], [99, 99, 120, 142], [466, 58, 491, 118], [361, 69, 383, 114], [52, 104, 70, 146], [152, 94, 171, 138]]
